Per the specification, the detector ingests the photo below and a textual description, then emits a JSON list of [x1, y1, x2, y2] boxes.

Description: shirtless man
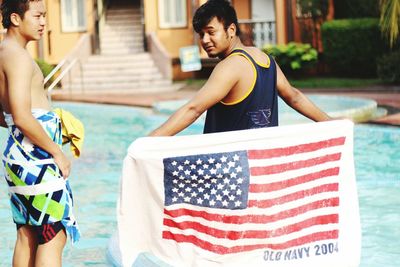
[[150, 0, 331, 137], [0, 1, 80, 266]]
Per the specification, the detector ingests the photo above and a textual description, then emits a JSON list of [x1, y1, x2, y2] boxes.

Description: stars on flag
[[164, 151, 250, 209]]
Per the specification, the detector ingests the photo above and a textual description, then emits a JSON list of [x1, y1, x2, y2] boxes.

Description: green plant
[[262, 42, 318, 75], [377, 49, 400, 83], [289, 77, 381, 88], [334, 0, 380, 18], [380, 0, 400, 48], [34, 58, 55, 86], [321, 18, 388, 77]]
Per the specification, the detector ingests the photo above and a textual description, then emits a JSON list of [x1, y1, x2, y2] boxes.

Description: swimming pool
[[0, 102, 398, 267]]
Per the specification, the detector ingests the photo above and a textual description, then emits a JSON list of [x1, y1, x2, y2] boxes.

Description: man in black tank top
[[149, 0, 331, 137]]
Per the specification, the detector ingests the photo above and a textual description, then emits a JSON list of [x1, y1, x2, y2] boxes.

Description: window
[[61, 0, 87, 32], [158, 0, 187, 28]]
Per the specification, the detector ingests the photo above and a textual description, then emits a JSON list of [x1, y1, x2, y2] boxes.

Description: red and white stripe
[[163, 136, 346, 254]]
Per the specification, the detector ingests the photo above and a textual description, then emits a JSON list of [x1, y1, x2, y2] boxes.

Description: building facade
[[0, 0, 333, 80]]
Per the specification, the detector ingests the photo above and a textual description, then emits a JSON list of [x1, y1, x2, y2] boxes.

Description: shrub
[[334, 0, 379, 19], [34, 58, 55, 86], [321, 18, 388, 77], [377, 50, 400, 83], [262, 42, 318, 77]]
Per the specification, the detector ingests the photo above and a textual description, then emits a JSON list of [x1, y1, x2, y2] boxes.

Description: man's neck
[[5, 28, 30, 48], [219, 37, 244, 59]]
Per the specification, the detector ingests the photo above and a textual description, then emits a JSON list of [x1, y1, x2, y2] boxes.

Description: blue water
[[0, 102, 399, 267]]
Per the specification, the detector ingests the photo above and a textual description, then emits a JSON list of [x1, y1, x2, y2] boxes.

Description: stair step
[[103, 20, 143, 30], [105, 16, 141, 23], [68, 80, 173, 90], [103, 24, 143, 32], [107, 9, 140, 15], [82, 67, 160, 75], [68, 80, 173, 88], [101, 30, 143, 38], [106, 10, 142, 20], [101, 27, 143, 37], [83, 62, 154, 70], [102, 25, 142, 30], [83, 66, 153, 72], [100, 42, 143, 48], [72, 76, 171, 83], [68, 81, 177, 88], [64, 84, 182, 94], [100, 49, 144, 55], [100, 37, 143, 45], [65, 6, 178, 94], [72, 74, 165, 83], [100, 35, 143, 43], [100, 45, 144, 52], [100, 43, 144, 49], [86, 53, 152, 62], [107, 10, 140, 14], [100, 46, 144, 53], [86, 55, 151, 62]]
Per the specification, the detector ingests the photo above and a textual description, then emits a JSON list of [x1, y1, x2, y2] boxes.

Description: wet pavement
[[51, 85, 400, 126]]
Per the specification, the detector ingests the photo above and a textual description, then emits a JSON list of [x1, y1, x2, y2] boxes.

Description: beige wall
[[43, 0, 96, 64], [144, 0, 194, 58], [232, 0, 251, 19], [275, 0, 287, 44]]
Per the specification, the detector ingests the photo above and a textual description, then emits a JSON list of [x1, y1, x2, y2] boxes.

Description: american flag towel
[[117, 120, 360, 267]]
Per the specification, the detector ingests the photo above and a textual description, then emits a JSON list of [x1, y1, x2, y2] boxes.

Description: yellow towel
[[53, 108, 84, 158]]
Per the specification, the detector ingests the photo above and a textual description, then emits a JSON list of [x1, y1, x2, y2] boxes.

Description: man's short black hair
[[193, 0, 241, 36], [1, 0, 35, 29]]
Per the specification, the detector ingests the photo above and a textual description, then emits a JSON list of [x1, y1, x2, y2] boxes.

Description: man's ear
[[10, 13, 21, 27], [228, 23, 236, 38]]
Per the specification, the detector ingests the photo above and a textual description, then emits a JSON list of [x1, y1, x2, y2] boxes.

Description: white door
[[251, 0, 276, 46]]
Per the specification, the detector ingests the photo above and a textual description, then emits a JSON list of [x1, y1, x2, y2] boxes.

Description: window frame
[[158, 0, 188, 29], [60, 0, 87, 33]]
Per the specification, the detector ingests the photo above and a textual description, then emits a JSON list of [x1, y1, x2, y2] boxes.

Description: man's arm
[[5, 49, 71, 178], [276, 62, 331, 122], [149, 58, 241, 136]]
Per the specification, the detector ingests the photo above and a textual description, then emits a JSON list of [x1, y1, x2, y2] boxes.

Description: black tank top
[[203, 48, 278, 133]]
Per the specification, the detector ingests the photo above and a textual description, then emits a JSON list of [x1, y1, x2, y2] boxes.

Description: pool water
[[0, 102, 399, 267]]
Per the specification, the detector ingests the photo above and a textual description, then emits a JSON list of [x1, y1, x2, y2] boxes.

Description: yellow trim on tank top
[[221, 51, 257, 105], [232, 48, 271, 68]]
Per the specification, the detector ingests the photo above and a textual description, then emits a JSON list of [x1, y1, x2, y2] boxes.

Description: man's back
[[204, 46, 278, 133], [218, 46, 272, 104], [0, 39, 50, 114]]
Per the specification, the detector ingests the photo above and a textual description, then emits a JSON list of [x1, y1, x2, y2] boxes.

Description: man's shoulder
[[2, 40, 29, 53], [0, 43, 31, 67], [218, 53, 249, 68]]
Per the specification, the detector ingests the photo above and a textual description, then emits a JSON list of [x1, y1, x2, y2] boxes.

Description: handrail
[[44, 58, 67, 84], [238, 19, 277, 47], [147, 32, 172, 79], [46, 58, 84, 102], [238, 19, 276, 24]]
